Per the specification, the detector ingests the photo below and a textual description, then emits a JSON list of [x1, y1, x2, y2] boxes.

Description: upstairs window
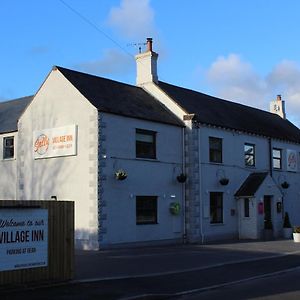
[[209, 137, 222, 163], [3, 136, 14, 159], [136, 129, 156, 159], [272, 148, 282, 169], [244, 143, 255, 167]]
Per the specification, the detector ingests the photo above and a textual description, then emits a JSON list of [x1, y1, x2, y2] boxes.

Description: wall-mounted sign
[[33, 125, 77, 159], [0, 209, 48, 271], [287, 149, 297, 172]]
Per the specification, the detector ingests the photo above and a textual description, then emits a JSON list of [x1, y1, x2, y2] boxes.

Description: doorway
[[264, 195, 272, 228]]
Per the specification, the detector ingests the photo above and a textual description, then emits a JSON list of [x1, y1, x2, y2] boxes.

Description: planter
[[219, 178, 229, 186], [169, 202, 181, 215], [177, 173, 187, 183], [281, 181, 289, 189], [115, 169, 127, 181], [283, 227, 293, 239], [293, 233, 300, 242]]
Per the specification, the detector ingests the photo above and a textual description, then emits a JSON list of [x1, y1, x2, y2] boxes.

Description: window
[[209, 137, 222, 163], [136, 129, 156, 159], [244, 198, 250, 217], [273, 148, 282, 169], [244, 143, 255, 166], [136, 196, 158, 225], [210, 192, 223, 224], [3, 136, 14, 159]]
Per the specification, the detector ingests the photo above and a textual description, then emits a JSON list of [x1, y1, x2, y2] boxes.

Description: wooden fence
[[0, 200, 74, 286]]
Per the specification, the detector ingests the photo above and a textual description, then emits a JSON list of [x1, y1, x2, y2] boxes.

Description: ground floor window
[[244, 198, 250, 217], [136, 196, 158, 225], [210, 192, 223, 224]]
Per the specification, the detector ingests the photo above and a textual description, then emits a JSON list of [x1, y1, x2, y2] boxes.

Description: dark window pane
[[244, 198, 250, 217], [209, 137, 222, 163], [136, 129, 156, 159], [210, 192, 223, 224], [136, 196, 157, 225], [3, 137, 14, 159]]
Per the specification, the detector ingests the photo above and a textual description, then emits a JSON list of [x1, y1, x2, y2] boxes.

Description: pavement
[[74, 239, 300, 282], [1, 239, 300, 299]]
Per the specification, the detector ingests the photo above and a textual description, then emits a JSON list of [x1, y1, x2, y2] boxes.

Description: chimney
[[135, 38, 158, 86], [270, 94, 286, 119]]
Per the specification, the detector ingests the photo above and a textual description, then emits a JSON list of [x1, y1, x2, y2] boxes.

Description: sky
[[1, 0, 300, 126]]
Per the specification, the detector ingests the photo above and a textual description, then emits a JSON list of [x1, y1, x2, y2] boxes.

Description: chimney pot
[[277, 94, 282, 101], [146, 37, 153, 52]]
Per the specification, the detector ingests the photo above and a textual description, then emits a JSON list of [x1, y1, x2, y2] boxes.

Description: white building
[[1, 38, 300, 249]]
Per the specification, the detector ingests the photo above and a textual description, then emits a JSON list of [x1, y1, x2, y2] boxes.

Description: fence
[[0, 200, 74, 286]]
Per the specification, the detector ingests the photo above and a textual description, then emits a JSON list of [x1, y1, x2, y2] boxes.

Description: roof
[[234, 172, 268, 197], [0, 96, 33, 134], [56, 66, 183, 127], [158, 81, 300, 143]]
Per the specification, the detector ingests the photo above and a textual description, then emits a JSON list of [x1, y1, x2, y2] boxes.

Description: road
[[1, 240, 300, 299]]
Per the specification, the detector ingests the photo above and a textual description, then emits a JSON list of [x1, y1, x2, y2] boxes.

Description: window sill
[[210, 223, 224, 226], [2, 158, 16, 162], [135, 157, 159, 162]]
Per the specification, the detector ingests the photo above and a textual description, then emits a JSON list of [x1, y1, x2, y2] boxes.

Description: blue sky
[[2, 0, 300, 125]]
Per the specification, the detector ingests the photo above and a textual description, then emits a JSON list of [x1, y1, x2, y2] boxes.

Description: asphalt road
[[1, 240, 300, 300]]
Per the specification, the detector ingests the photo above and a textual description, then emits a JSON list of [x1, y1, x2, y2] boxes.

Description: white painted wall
[[98, 113, 184, 246], [197, 125, 300, 241], [0, 132, 18, 200], [17, 69, 99, 250]]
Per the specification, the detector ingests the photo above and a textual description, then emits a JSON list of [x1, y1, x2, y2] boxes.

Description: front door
[[264, 196, 272, 228], [238, 198, 257, 239]]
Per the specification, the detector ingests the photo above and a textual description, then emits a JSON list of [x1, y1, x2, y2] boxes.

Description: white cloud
[[74, 49, 134, 76], [206, 54, 267, 109], [107, 0, 155, 39], [205, 54, 300, 127]]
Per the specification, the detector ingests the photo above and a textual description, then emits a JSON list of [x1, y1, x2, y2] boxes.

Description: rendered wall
[[17, 69, 99, 250], [98, 113, 184, 246], [0, 132, 18, 200]]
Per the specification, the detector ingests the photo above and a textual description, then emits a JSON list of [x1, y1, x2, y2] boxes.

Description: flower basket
[[219, 178, 229, 186], [170, 202, 181, 215], [293, 226, 300, 242], [281, 181, 289, 189], [115, 169, 127, 180], [177, 173, 187, 183]]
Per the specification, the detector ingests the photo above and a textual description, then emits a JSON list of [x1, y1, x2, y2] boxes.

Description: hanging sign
[[287, 149, 297, 172], [33, 125, 77, 159], [0, 209, 48, 271]]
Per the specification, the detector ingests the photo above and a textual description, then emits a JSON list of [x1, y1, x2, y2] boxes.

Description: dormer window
[[3, 136, 14, 159]]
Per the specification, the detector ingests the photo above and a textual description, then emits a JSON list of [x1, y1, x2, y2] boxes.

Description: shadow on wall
[[75, 229, 99, 250], [1, 157, 17, 200]]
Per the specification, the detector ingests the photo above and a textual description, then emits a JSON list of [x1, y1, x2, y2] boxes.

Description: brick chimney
[[135, 38, 158, 86], [270, 95, 286, 119]]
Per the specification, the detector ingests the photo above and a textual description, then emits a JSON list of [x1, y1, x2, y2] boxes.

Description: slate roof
[[56, 66, 183, 127], [0, 96, 33, 134], [234, 172, 268, 197], [158, 81, 300, 143]]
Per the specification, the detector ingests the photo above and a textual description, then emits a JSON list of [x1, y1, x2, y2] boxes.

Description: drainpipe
[[268, 138, 273, 177], [182, 127, 187, 243], [198, 126, 204, 244]]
